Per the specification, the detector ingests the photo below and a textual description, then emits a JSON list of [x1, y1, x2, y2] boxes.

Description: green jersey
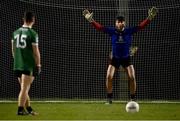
[[12, 26, 38, 72]]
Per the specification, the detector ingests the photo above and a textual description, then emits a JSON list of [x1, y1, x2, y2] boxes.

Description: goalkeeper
[[83, 7, 157, 104]]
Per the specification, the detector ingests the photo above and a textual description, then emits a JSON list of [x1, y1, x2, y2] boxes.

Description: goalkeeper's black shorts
[[109, 56, 132, 69], [14, 70, 35, 78]]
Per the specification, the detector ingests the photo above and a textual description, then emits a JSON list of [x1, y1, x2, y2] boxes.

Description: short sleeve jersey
[[12, 26, 38, 72], [104, 26, 139, 58]]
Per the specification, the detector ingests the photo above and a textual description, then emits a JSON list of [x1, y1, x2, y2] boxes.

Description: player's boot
[[28, 110, 39, 116], [26, 107, 39, 116], [17, 108, 28, 115]]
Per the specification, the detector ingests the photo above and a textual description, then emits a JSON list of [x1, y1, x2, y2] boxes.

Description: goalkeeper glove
[[148, 6, 158, 20], [83, 9, 94, 22], [130, 46, 138, 56]]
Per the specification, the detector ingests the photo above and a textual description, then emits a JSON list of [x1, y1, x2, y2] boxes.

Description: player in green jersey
[[11, 11, 41, 115]]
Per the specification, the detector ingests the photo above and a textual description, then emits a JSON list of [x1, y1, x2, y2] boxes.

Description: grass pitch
[[0, 103, 180, 120]]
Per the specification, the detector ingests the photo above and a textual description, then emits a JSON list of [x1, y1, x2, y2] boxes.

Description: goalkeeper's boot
[[105, 99, 112, 105], [17, 108, 28, 115], [105, 93, 113, 104], [26, 107, 39, 116], [130, 98, 136, 102]]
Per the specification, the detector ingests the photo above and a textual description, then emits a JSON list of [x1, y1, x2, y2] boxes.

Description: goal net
[[0, 0, 180, 101]]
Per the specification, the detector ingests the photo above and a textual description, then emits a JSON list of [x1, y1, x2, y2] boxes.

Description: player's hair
[[23, 11, 35, 23], [116, 16, 125, 22]]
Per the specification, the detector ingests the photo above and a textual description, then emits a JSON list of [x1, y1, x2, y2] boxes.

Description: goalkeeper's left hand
[[147, 6, 158, 20]]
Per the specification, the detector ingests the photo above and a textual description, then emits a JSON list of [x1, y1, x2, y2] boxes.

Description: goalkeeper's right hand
[[148, 6, 158, 20], [83, 9, 94, 23]]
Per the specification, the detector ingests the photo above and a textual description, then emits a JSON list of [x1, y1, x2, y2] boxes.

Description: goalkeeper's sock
[[107, 93, 113, 99], [106, 93, 113, 104], [130, 94, 136, 101]]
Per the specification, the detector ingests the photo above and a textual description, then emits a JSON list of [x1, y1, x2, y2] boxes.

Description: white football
[[126, 101, 139, 113]]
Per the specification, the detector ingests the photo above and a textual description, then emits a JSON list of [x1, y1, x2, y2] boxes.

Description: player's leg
[[106, 65, 116, 93], [106, 55, 120, 104], [124, 65, 136, 100], [25, 84, 39, 116], [18, 77, 32, 114], [106, 65, 116, 104], [18, 74, 34, 115], [19, 79, 33, 113], [17, 70, 38, 115], [25, 93, 30, 108], [15, 71, 27, 115]]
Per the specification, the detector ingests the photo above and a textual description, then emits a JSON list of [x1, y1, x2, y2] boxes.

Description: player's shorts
[[14, 70, 35, 78], [109, 56, 132, 69]]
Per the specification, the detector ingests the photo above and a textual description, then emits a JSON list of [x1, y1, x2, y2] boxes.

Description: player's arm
[[11, 39, 15, 58], [138, 6, 158, 30], [32, 44, 41, 75], [32, 44, 41, 67], [83, 9, 105, 32], [32, 34, 41, 75]]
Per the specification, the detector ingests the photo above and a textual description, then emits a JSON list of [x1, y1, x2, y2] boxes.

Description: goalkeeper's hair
[[23, 11, 35, 23], [116, 16, 125, 22]]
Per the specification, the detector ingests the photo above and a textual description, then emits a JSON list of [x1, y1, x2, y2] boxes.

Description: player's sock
[[130, 94, 136, 101], [17, 106, 28, 115], [18, 106, 24, 112], [106, 93, 113, 104]]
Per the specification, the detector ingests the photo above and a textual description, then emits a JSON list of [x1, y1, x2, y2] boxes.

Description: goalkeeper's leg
[[124, 65, 136, 100], [106, 65, 116, 104]]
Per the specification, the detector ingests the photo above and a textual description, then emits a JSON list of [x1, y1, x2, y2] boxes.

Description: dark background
[[0, 0, 180, 100]]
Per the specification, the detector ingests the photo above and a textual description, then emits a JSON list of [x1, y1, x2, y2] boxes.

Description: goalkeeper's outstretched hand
[[148, 6, 158, 20], [83, 9, 94, 22]]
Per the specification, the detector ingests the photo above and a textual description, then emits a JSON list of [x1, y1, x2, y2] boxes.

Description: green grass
[[0, 103, 180, 120]]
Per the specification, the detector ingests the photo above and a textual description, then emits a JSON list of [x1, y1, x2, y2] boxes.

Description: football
[[126, 101, 139, 113]]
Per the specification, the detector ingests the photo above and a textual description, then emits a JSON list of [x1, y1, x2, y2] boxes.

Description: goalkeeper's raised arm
[[138, 6, 158, 30], [83, 9, 106, 32]]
